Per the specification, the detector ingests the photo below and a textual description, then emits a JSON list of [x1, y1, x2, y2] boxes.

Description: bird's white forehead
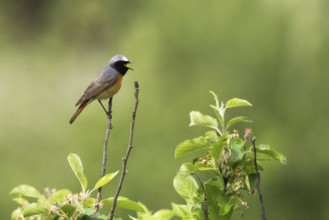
[[121, 56, 129, 62], [108, 54, 129, 67], [111, 54, 129, 62]]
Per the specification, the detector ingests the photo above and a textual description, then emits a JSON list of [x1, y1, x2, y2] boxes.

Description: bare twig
[[95, 97, 113, 211], [251, 137, 267, 220], [108, 81, 140, 220]]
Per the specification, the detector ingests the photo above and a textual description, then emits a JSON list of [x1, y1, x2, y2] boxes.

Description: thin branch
[[251, 137, 267, 220], [95, 97, 113, 211], [108, 81, 140, 220]]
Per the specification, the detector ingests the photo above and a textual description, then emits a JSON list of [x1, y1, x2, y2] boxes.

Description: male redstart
[[69, 54, 132, 124]]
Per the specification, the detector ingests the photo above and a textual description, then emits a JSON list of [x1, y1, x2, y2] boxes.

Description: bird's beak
[[125, 61, 133, 70]]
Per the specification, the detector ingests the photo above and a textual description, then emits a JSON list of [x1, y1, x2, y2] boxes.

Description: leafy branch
[[171, 91, 287, 219], [10, 154, 143, 219]]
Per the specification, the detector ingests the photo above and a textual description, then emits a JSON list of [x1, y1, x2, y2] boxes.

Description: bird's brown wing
[[75, 66, 119, 106], [75, 81, 112, 106]]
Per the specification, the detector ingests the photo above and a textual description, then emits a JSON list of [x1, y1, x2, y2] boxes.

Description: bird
[[69, 54, 132, 124]]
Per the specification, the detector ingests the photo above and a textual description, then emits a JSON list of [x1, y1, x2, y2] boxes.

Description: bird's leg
[[98, 100, 108, 115], [108, 97, 113, 119]]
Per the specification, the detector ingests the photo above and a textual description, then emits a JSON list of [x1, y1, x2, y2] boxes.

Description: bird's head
[[109, 54, 133, 75]]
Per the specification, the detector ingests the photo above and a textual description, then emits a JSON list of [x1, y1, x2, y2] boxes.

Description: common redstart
[[69, 54, 132, 124]]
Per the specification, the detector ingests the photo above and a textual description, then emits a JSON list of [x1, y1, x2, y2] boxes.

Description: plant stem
[[251, 137, 267, 220], [95, 97, 113, 211], [108, 81, 140, 220]]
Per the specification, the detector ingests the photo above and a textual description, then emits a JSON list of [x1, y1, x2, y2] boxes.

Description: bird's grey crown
[[109, 54, 129, 65]]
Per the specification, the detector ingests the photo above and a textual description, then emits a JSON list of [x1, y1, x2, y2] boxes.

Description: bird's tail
[[69, 100, 89, 124]]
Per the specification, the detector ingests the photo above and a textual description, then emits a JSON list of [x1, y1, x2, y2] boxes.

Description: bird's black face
[[113, 60, 133, 76]]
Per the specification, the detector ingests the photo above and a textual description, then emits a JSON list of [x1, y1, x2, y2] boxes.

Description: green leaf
[[197, 167, 213, 171], [134, 209, 174, 220], [225, 98, 252, 108], [247, 174, 258, 191], [257, 145, 288, 165], [203, 178, 227, 218], [189, 111, 219, 131], [205, 176, 224, 190], [209, 91, 220, 108], [11, 208, 23, 220], [209, 91, 225, 124], [152, 209, 175, 219], [177, 163, 200, 176], [204, 178, 223, 219], [102, 196, 144, 212], [205, 130, 218, 142], [171, 203, 191, 218], [88, 213, 109, 220], [60, 204, 76, 217], [210, 134, 228, 159], [210, 105, 223, 124], [12, 197, 29, 206], [67, 153, 88, 192], [257, 144, 271, 150], [94, 171, 119, 190], [228, 138, 245, 163], [23, 203, 49, 217], [173, 170, 199, 205], [218, 196, 238, 216], [134, 202, 152, 219], [83, 208, 96, 216], [49, 189, 71, 203], [10, 185, 41, 198], [226, 116, 252, 129], [84, 198, 96, 208], [244, 175, 251, 191], [175, 136, 211, 158]]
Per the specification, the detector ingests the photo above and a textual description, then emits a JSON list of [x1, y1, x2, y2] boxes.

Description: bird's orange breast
[[96, 74, 123, 100]]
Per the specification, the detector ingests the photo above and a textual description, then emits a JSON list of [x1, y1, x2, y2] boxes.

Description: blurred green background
[[1, 0, 328, 219]]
